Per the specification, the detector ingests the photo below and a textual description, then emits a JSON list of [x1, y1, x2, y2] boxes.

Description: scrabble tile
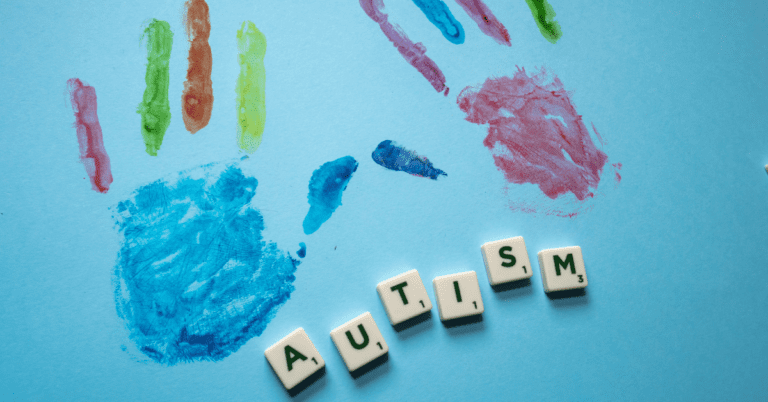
[[432, 271, 484, 321], [480, 236, 533, 286], [264, 328, 325, 391], [537, 246, 588, 292], [376, 269, 432, 326], [330, 312, 388, 373]]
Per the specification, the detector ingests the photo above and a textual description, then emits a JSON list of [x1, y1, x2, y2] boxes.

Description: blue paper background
[[1, 0, 767, 400]]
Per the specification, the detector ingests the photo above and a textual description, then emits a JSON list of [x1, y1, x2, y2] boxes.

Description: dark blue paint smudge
[[112, 161, 298, 365], [297, 242, 306, 258], [302, 156, 358, 235], [411, 0, 465, 44], [372, 140, 447, 180]]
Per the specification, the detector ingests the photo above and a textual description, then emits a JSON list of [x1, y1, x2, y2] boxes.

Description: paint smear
[[182, 0, 213, 134], [67, 78, 113, 193], [457, 68, 610, 215], [297, 243, 306, 258], [236, 21, 267, 154], [411, 0, 465, 44], [112, 160, 298, 365], [303, 156, 358, 235], [372, 140, 447, 180], [524, 0, 562, 43], [138, 19, 173, 156], [360, 0, 449, 94], [454, 0, 510, 46]]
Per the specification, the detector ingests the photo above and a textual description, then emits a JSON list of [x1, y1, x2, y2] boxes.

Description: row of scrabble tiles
[[265, 238, 589, 393]]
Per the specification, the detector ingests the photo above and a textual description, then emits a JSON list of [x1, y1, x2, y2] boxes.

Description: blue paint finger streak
[[411, 0, 465, 44], [112, 160, 298, 365], [297, 242, 306, 258], [372, 140, 447, 180], [302, 156, 358, 235]]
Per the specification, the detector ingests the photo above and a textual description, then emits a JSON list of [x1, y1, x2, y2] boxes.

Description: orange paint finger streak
[[182, 0, 213, 133]]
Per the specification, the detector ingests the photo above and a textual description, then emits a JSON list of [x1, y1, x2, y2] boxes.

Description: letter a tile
[[264, 328, 325, 392]]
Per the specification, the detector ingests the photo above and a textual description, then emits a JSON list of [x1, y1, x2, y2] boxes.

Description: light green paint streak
[[236, 21, 267, 154]]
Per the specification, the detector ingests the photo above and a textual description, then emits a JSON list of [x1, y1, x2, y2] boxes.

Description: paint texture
[[525, 0, 562, 43], [458, 68, 608, 206], [297, 243, 306, 258], [303, 156, 358, 235], [138, 19, 173, 156], [613, 163, 622, 183], [67, 78, 113, 193], [454, 0, 510, 46], [372, 140, 446, 180], [236, 21, 267, 153], [360, 0, 448, 94], [112, 161, 298, 365], [182, 0, 213, 134], [411, 0, 465, 44]]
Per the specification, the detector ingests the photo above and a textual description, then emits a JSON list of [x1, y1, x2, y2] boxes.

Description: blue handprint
[[112, 160, 297, 364]]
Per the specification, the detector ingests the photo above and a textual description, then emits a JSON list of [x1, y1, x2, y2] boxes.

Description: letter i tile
[[433, 271, 484, 321]]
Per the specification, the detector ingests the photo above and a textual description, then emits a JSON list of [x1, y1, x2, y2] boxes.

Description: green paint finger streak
[[236, 21, 267, 154], [138, 19, 174, 156], [524, 0, 562, 44]]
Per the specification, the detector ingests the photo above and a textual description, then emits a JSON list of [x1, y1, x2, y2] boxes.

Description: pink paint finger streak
[[360, 0, 449, 94], [454, 0, 510, 46], [67, 78, 113, 193], [458, 68, 608, 202]]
